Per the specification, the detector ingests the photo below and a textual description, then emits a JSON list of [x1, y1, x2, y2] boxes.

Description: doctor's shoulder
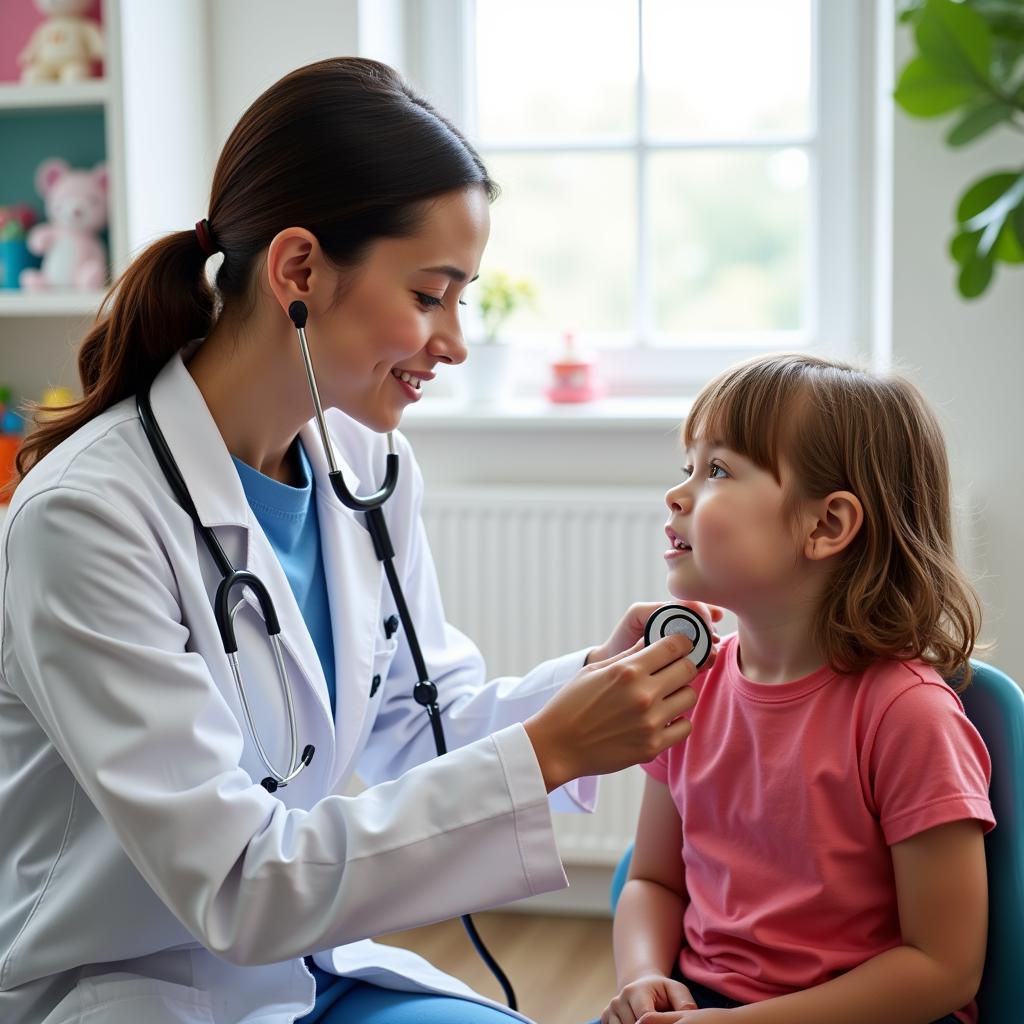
[[3, 397, 173, 553]]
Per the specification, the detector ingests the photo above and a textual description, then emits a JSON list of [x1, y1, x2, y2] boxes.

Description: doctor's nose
[[427, 323, 468, 366]]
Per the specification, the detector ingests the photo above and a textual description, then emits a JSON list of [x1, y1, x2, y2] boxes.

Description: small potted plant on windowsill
[[461, 270, 537, 405]]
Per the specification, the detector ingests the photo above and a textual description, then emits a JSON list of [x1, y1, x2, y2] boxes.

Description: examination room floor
[[380, 912, 615, 1024]]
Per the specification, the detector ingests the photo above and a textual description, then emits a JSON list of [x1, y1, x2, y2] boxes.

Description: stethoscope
[[137, 300, 518, 1007], [644, 604, 713, 666]]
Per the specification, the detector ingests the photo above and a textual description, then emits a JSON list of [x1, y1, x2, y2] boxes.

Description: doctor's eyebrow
[[420, 265, 479, 284]]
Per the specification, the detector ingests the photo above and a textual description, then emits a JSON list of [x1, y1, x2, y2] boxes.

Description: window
[[405, 0, 867, 394]]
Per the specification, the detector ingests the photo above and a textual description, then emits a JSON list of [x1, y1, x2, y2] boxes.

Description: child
[[601, 354, 993, 1024]]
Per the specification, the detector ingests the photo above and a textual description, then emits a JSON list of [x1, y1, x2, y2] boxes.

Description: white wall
[[207, 0, 360, 154], [887, 24, 1024, 681]]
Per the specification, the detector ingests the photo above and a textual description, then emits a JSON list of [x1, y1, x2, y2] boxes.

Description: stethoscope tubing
[[137, 304, 517, 1007]]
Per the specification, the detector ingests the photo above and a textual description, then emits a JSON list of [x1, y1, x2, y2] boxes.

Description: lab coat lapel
[[148, 352, 336, 741], [300, 419, 385, 779]]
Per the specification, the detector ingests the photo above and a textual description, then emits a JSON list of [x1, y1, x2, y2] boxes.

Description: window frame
[[402, 0, 872, 396]]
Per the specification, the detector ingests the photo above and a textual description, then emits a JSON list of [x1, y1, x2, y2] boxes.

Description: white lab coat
[[0, 351, 597, 1024]]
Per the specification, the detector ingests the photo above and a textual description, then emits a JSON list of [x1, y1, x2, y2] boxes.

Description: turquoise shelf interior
[[0, 108, 106, 211]]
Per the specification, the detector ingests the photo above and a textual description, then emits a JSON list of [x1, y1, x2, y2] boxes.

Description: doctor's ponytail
[[15, 57, 495, 481], [14, 229, 215, 481]]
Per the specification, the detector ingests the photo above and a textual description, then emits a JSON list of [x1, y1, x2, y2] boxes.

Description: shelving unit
[[0, 0, 211, 404], [0, 0, 121, 405], [0, 79, 111, 112], [0, 290, 106, 317]]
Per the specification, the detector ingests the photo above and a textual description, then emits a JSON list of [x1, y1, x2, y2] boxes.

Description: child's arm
[[721, 818, 987, 1024], [605, 775, 697, 1021]]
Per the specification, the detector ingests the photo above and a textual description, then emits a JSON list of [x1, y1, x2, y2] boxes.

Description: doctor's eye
[[414, 291, 444, 310]]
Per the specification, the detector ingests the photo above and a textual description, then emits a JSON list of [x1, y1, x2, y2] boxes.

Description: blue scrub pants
[[299, 959, 517, 1023]]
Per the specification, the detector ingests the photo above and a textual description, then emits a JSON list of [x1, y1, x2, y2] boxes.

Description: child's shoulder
[[857, 657, 962, 713]]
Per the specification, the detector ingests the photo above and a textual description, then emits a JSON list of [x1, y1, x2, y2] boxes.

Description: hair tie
[[194, 218, 218, 258]]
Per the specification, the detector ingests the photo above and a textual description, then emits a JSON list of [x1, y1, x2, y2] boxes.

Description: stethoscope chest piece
[[644, 604, 712, 668]]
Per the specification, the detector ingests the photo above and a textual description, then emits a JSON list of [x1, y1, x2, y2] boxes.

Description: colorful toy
[[545, 330, 604, 404], [0, 205, 40, 290], [20, 159, 108, 292], [0, 386, 25, 500], [18, 0, 105, 83]]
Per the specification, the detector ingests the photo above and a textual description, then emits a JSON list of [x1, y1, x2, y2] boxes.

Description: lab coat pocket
[[369, 636, 399, 699], [45, 973, 215, 1024]]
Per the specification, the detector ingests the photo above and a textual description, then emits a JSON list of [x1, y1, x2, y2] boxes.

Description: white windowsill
[[400, 396, 692, 432]]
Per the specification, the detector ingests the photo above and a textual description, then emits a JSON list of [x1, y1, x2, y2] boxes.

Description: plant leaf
[[996, 221, 1024, 263], [961, 173, 1024, 233], [956, 172, 1020, 222], [946, 98, 1014, 145], [958, 251, 995, 298], [1013, 202, 1024, 247], [916, 0, 994, 82], [894, 56, 982, 116], [950, 228, 982, 265]]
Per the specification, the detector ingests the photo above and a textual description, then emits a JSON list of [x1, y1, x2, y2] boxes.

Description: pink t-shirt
[[643, 635, 994, 1023]]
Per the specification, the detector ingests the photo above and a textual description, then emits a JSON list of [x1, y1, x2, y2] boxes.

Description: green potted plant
[[894, 0, 1024, 298], [462, 270, 537, 404]]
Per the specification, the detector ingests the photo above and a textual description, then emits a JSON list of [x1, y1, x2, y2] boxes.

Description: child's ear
[[805, 490, 863, 561]]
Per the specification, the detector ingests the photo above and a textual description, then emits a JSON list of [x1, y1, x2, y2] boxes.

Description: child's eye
[[709, 463, 729, 479], [680, 466, 694, 480]]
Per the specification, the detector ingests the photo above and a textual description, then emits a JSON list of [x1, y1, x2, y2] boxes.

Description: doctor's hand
[[586, 601, 723, 665], [600, 973, 698, 1024], [523, 634, 700, 792]]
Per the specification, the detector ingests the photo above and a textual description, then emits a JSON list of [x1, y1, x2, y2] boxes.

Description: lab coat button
[[370, 674, 382, 697], [384, 614, 400, 638]]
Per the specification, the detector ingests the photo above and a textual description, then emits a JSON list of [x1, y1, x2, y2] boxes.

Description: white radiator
[[422, 486, 673, 866], [421, 487, 983, 869]]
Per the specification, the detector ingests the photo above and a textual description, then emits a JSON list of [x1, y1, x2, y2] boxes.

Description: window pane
[[475, 0, 637, 142], [644, 0, 811, 139], [649, 149, 808, 335], [478, 153, 634, 335]]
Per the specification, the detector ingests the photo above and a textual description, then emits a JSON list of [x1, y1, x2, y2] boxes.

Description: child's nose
[[665, 484, 692, 514]]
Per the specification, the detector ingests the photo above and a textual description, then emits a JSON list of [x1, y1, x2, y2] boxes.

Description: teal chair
[[610, 661, 1024, 1024]]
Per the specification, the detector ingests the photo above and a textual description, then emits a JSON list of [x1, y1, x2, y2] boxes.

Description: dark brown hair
[[684, 353, 981, 685], [16, 57, 497, 479]]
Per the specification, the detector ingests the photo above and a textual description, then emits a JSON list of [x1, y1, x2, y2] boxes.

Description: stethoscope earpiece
[[644, 604, 713, 668], [288, 300, 308, 329]]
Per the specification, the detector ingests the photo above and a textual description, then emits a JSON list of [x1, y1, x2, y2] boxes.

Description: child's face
[[663, 435, 807, 612]]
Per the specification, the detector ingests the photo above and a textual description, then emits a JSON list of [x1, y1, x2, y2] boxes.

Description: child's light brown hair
[[684, 353, 981, 686]]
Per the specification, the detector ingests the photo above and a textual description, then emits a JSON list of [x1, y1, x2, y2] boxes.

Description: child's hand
[[637, 1010, 734, 1023], [587, 601, 723, 665], [600, 973, 698, 1024]]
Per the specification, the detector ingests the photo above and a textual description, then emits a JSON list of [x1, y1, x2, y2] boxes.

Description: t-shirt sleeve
[[642, 750, 670, 784], [868, 678, 995, 846]]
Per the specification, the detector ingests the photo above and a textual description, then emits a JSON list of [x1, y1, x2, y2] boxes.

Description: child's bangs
[[683, 359, 804, 482]]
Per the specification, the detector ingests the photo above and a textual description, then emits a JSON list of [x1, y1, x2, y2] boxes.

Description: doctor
[[0, 58, 710, 1024]]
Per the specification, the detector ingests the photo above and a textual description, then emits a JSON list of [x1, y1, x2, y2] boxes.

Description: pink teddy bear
[[20, 158, 108, 292]]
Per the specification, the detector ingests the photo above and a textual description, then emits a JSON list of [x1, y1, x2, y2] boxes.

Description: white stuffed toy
[[18, 0, 105, 84], [20, 159, 108, 292]]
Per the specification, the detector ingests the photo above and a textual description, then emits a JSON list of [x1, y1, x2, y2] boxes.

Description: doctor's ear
[[804, 490, 863, 562], [265, 227, 328, 320]]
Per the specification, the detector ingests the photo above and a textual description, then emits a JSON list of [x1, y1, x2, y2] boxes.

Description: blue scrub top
[[232, 440, 337, 713]]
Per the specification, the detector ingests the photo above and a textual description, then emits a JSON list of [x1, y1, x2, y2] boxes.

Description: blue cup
[[0, 239, 39, 289]]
